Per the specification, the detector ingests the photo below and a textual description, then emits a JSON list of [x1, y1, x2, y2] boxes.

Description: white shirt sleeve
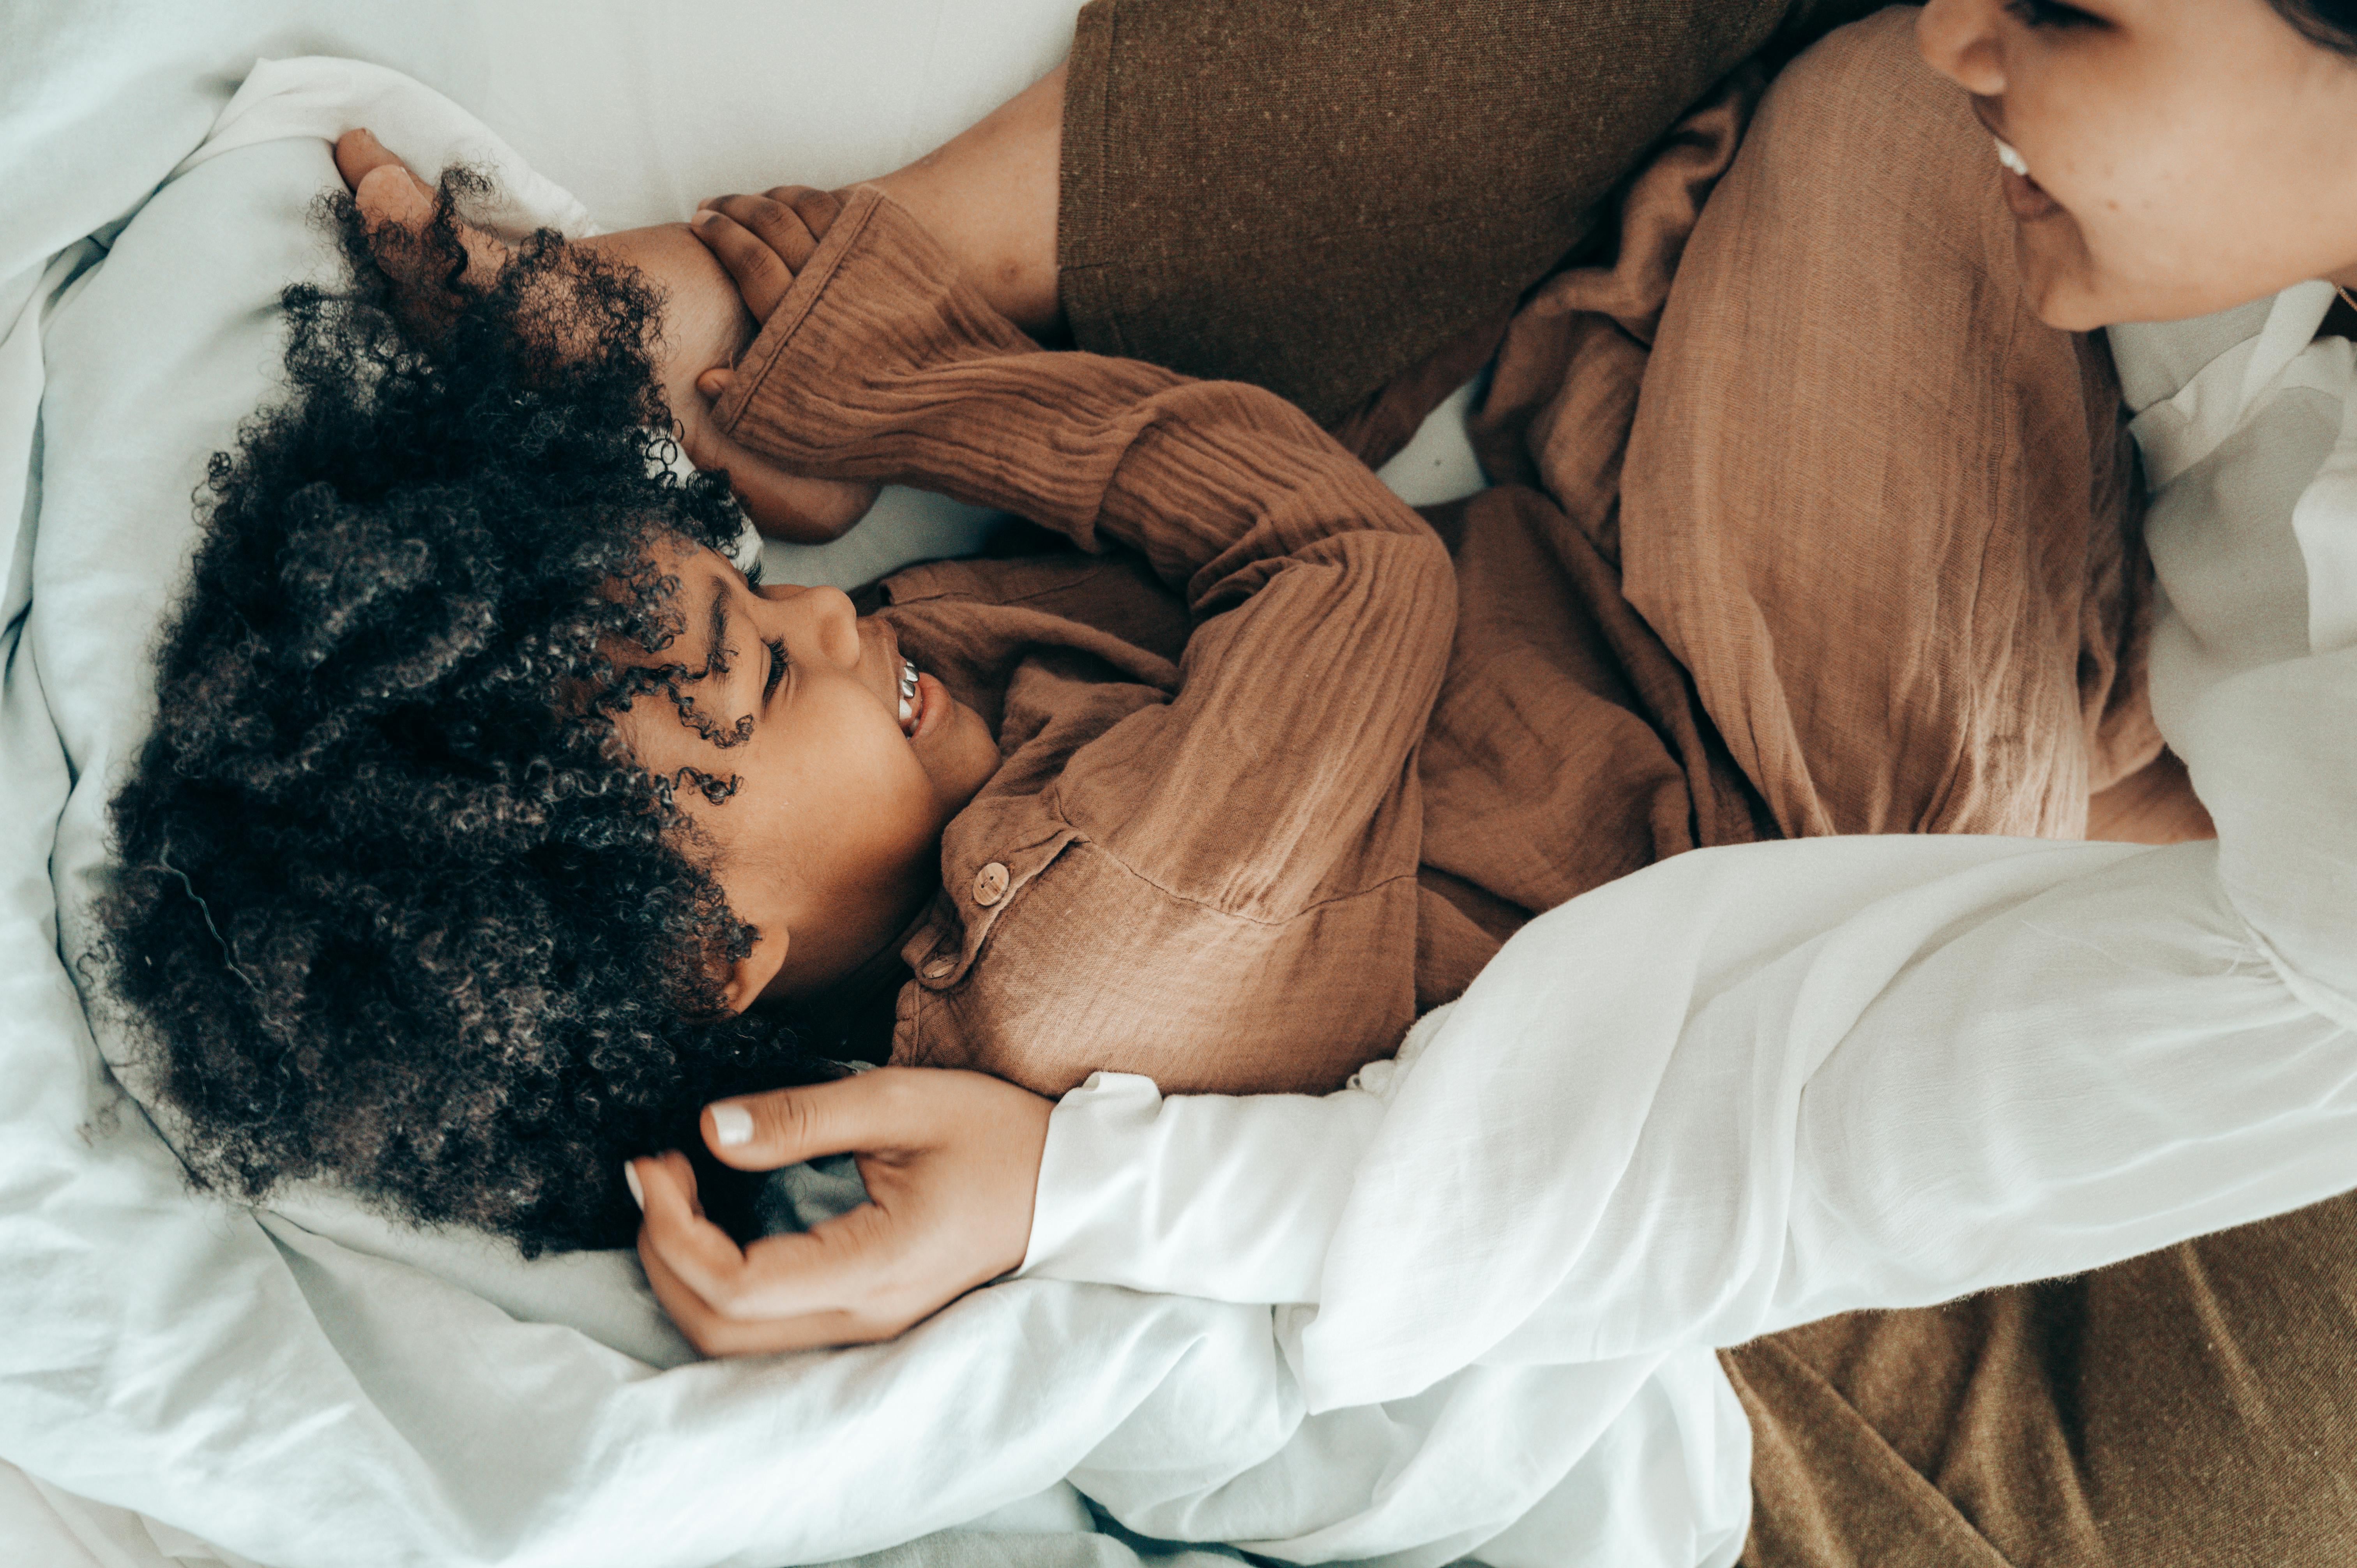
[[1021, 833, 2357, 1414], [1017, 1058, 1394, 1304], [1019, 287, 2357, 1417]]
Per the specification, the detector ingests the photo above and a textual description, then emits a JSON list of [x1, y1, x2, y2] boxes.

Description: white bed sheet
[[0, 6, 1524, 1567]]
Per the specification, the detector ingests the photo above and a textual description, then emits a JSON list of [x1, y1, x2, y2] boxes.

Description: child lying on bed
[[97, 127, 1753, 1256]]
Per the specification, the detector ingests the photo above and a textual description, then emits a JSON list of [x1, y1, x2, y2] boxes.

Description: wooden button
[[971, 861, 1011, 907], [921, 954, 958, 980]]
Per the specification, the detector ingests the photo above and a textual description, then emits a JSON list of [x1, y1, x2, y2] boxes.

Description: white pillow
[[2, 10, 1501, 1565]]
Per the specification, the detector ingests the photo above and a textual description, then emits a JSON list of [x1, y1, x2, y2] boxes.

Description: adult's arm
[[1018, 829, 2357, 1411], [1015, 286, 2357, 1404], [641, 824, 2355, 1366]]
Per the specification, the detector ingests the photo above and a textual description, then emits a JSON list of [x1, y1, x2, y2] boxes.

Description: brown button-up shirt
[[716, 186, 1756, 1097]]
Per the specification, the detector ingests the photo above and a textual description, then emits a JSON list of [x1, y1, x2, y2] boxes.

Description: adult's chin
[[2011, 222, 2118, 333]]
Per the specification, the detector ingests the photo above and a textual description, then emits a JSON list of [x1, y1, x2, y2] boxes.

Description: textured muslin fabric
[[712, 148, 1792, 1096], [1056, 0, 1891, 426], [1020, 8, 2357, 1567], [716, 185, 1458, 1094], [1620, 10, 2158, 843]]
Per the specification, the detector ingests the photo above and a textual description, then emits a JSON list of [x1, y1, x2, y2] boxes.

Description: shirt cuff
[[1015, 1070, 1389, 1305]]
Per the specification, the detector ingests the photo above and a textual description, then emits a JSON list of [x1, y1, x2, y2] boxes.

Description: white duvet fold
[[0, 22, 1643, 1568]]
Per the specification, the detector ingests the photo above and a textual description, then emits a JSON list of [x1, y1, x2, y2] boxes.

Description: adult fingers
[[637, 1149, 887, 1328], [631, 1150, 758, 1311], [641, 1174, 923, 1327], [700, 1069, 939, 1171], [639, 1230, 888, 1354]]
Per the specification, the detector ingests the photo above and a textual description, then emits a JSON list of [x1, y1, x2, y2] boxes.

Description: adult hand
[[629, 1067, 1053, 1355], [331, 130, 877, 543]]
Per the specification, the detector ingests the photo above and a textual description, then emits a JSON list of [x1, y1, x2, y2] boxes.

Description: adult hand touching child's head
[[629, 1067, 1053, 1356], [331, 129, 877, 542]]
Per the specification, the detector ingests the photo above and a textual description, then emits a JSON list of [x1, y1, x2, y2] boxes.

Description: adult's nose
[[1918, 0, 2009, 97]]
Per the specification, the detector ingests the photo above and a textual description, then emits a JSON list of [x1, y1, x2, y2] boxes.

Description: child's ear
[[720, 926, 789, 1015]]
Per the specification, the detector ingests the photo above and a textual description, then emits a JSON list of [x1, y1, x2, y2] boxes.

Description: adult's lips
[[1993, 136, 2061, 220], [1974, 100, 2062, 221]]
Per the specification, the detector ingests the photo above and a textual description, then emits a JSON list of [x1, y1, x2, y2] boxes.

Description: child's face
[[1918, 0, 2357, 329], [610, 537, 998, 1008]]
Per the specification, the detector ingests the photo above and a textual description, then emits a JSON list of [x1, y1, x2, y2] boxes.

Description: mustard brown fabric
[[1057, 0, 1892, 426], [1728, 1194, 2357, 1568]]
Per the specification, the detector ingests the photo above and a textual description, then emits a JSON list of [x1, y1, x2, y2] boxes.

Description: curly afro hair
[[99, 177, 828, 1254]]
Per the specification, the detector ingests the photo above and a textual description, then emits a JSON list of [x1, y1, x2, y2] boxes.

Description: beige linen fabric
[[714, 172, 1769, 1093], [1620, 11, 2157, 841]]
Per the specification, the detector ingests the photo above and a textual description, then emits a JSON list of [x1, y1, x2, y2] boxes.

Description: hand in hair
[[629, 1068, 1051, 1354], [98, 168, 837, 1255], [334, 128, 878, 543]]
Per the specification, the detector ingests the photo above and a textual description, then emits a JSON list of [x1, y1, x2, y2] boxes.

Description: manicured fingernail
[[711, 1103, 754, 1147], [622, 1161, 645, 1210]]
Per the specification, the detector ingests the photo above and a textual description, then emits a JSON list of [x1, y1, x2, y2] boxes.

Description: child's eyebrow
[[702, 579, 731, 680]]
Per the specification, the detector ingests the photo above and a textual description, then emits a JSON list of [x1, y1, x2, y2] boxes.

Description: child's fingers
[[338, 129, 511, 289], [708, 191, 822, 272], [761, 186, 846, 243], [332, 128, 412, 193], [353, 163, 434, 228], [673, 400, 876, 544], [689, 208, 797, 321]]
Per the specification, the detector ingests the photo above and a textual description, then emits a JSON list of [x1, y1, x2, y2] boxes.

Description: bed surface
[[0, 5, 1503, 1566]]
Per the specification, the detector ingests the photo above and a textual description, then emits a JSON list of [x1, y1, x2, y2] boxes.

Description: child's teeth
[[899, 697, 914, 726], [1994, 136, 2030, 178]]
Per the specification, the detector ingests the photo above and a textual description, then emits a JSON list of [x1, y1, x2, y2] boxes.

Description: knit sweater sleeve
[[710, 184, 1445, 618], [713, 185, 1456, 1092]]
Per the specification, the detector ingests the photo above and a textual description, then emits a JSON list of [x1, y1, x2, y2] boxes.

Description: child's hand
[[628, 1067, 1053, 1356], [331, 130, 877, 543], [687, 186, 847, 324]]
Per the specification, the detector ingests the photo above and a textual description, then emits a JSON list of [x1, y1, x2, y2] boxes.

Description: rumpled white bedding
[[0, 6, 1522, 1567]]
